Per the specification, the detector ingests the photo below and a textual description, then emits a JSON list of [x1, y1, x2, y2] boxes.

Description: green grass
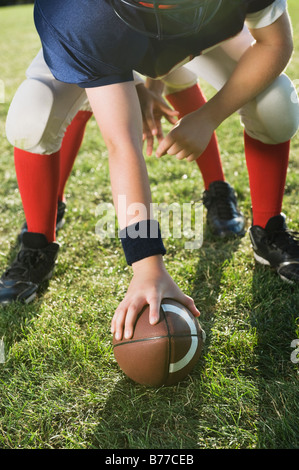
[[0, 3, 298, 450]]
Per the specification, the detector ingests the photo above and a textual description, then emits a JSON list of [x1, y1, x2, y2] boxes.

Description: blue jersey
[[34, 0, 277, 88]]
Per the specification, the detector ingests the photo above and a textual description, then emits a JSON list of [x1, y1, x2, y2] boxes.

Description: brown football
[[113, 298, 205, 386]]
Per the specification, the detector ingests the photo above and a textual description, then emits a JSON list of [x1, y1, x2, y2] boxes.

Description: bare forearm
[[86, 82, 152, 228], [155, 12, 293, 162], [206, 12, 293, 129], [108, 145, 153, 228], [206, 46, 292, 129]]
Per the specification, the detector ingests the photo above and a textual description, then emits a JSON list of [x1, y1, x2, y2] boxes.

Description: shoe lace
[[268, 228, 299, 256], [216, 197, 235, 219], [4, 248, 47, 279], [204, 185, 236, 219]]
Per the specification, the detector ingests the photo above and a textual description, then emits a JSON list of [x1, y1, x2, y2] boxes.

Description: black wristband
[[119, 219, 166, 266]]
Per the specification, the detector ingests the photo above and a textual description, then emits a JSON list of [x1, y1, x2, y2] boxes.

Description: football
[[113, 298, 205, 386]]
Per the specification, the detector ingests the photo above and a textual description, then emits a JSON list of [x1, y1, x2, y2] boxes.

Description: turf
[[0, 2, 298, 450]]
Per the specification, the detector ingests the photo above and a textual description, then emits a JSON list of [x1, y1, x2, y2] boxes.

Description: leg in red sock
[[166, 84, 244, 237], [246, 134, 299, 284], [166, 84, 224, 189], [244, 132, 290, 228], [58, 110, 92, 202], [14, 148, 60, 243]]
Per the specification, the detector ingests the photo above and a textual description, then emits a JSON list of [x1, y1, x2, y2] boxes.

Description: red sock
[[244, 132, 290, 228], [14, 148, 60, 243], [58, 110, 92, 201], [166, 84, 224, 189]]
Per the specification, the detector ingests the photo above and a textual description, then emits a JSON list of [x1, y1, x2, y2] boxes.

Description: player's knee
[[162, 66, 198, 95], [242, 74, 299, 144], [5, 78, 55, 153]]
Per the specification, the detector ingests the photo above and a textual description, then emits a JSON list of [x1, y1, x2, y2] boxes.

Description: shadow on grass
[[92, 231, 299, 449], [191, 227, 243, 350], [0, 238, 54, 356], [91, 374, 208, 449], [191, 226, 299, 449], [249, 265, 299, 449], [91, 229, 243, 450], [0, 286, 51, 356]]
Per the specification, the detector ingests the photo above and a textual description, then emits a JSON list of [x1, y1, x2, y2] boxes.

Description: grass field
[[0, 3, 298, 450]]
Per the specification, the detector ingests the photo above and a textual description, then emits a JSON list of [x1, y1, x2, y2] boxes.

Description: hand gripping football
[[113, 298, 205, 386]]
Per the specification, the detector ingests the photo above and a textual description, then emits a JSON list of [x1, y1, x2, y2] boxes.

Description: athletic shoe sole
[[0, 266, 56, 306], [253, 251, 299, 284]]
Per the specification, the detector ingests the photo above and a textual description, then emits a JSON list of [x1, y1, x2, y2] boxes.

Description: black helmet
[[111, 0, 223, 40]]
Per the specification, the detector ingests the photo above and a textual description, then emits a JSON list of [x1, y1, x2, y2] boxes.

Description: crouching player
[[1, 0, 299, 342]]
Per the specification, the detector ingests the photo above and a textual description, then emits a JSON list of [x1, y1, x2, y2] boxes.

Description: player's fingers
[[156, 137, 178, 158], [186, 154, 199, 162], [112, 302, 129, 340], [175, 148, 194, 161], [148, 295, 162, 326], [157, 102, 179, 124], [146, 137, 154, 156], [182, 295, 200, 317], [143, 124, 154, 156], [143, 130, 154, 156], [155, 120, 164, 143], [176, 294, 200, 318], [155, 133, 173, 158], [165, 113, 179, 125], [124, 299, 146, 339], [143, 108, 158, 139]]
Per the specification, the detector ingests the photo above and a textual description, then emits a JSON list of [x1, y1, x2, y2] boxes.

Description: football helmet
[[111, 0, 223, 40]]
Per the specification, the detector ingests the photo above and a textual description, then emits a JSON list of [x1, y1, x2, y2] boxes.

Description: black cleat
[[203, 181, 245, 237], [18, 200, 66, 243], [249, 214, 299, 284], [0, 232, 59, 305]]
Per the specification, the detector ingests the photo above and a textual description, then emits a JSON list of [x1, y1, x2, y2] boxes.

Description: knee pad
[[240, 74, 299, 144], [6, 78, 54, 152]]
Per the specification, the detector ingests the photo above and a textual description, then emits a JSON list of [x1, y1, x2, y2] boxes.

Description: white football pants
[[6, 26, 299, 155], [163, 26, 299, 145]]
